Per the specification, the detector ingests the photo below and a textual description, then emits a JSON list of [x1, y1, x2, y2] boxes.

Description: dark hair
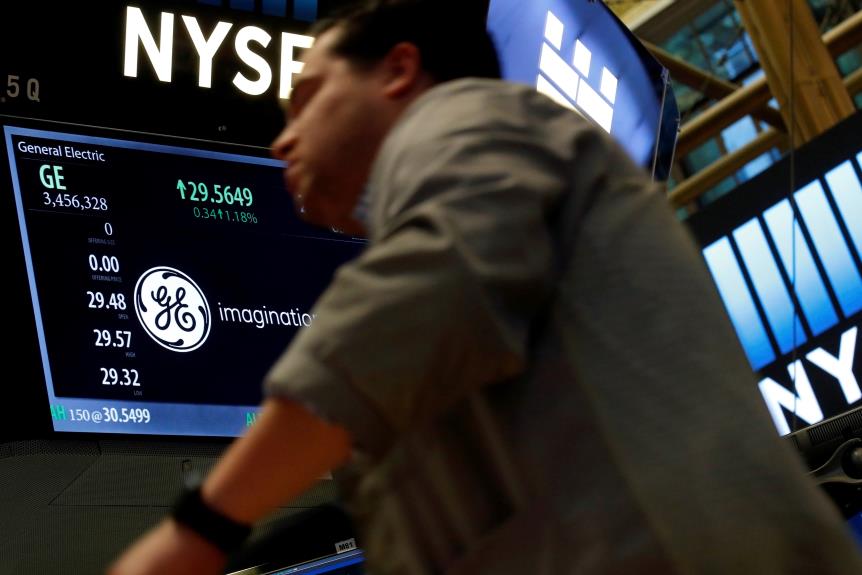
[[310, 0, 501, 82]]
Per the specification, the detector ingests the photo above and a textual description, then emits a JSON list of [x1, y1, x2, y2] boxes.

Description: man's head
[[271, 0, 500, 235]]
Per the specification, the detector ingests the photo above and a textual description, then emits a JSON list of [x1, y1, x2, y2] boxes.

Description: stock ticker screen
[[3, 119, 364, 437]]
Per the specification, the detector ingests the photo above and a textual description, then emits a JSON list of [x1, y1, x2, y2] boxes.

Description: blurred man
[[110, 1, 862, 574]]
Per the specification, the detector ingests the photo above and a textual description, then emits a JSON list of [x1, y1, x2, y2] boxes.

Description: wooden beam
[[644, 40, 785, 130], [669, 129, 786, 207], [846, 66, 862, 95], [668, 7, 862, 157], [670, 69, 862, 205], [823, 9, 862, 57], [733, 0, 853, 145], [675, 80, 773, 157]]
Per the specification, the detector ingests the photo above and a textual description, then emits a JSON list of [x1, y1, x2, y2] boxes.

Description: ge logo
[[134, 266, 211, 352]]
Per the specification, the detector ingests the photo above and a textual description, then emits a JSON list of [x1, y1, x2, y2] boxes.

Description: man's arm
[[202, 396, 351, 524], [107, 396, 350, 575]]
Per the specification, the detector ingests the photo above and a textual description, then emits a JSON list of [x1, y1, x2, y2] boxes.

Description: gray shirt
[[266, 79, 862, 574]]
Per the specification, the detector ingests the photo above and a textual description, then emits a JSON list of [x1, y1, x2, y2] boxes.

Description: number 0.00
[[88, 254, 120, 273]]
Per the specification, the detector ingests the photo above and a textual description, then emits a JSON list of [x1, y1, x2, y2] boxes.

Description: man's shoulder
[[400, 78, 583, 136], [420, 77, 539, 105], [366, 79, 582, 235], [377, 77, 605, 172], [377, 77, 637, 185]]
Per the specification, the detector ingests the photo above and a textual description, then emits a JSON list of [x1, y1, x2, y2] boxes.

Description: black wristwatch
[[170, 485, 253, 554]]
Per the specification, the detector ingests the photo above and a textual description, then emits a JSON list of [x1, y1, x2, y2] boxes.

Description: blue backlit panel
[[487, 0, 671, 171], [763, 200, 838, 336], [826, 160, 862, 263], [703, 238, 776, 369], [733, 218, 807, 354], [687, 111, 862, 435], [795, 180, 862, 318]]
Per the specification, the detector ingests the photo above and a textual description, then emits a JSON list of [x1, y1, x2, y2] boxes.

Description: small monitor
[[224, 503, 363, 575], [228, 550, 364, 575], [0, 2, 354, 570]]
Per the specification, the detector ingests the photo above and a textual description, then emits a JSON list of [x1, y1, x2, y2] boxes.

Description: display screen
[[486, 0, 678, 179], [3, 118, 363, 437], [687, 111, 862, 436], [231, 549, 364, 575]]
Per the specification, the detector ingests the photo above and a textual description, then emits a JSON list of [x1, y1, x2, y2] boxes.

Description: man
[[110, 1, 862, 574]]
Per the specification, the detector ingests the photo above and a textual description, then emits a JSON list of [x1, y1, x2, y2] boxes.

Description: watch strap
[[171, 485, 252, 554]]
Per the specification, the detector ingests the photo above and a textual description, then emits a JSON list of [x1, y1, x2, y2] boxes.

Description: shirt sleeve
[[264, 124, 561, 456]]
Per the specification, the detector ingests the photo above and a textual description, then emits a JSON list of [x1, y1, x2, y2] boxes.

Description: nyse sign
[[702, 152, 862, 434], [536, 10, 618, 133], [486, 0, 671, 173], [123, 6, 314, 98]]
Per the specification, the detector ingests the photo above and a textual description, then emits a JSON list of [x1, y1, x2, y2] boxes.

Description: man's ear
[[381, 42, 424, 98]]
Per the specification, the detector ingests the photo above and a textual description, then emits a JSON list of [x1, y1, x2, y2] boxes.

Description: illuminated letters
[[182, 16, 233, 89], [124, 7, 175, 82], [806, 327, 860, 404], [39, 165, 66, 190], [758, 360, 824, 436], [758, 326, 860, 434], [279, 32, 313, 98], [233, 26, 273, 95], [123, 6, 314, 98], [536, 10, 617, 132]]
